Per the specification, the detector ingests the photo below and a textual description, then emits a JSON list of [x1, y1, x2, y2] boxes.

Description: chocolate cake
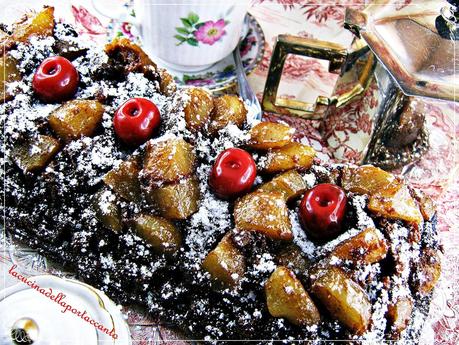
[[2, 7, 441, 344]]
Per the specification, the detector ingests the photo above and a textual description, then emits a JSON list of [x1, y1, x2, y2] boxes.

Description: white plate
[[0, 275, 131, 345]]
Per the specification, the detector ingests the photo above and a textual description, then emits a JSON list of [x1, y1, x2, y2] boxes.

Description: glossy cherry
[[299, 183, 347, 241], [209, 148, 257, 199], [32, 56, 79, 103], [113, 98, 161, 146]]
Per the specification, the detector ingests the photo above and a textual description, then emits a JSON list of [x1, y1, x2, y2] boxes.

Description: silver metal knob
[[10, 318, 39, 345]]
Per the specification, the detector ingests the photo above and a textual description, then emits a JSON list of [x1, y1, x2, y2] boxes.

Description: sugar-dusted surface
[[3, 19, 441, 344]]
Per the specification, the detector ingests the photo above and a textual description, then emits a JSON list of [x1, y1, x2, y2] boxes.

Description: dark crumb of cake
[[2, 15, 441, 345]]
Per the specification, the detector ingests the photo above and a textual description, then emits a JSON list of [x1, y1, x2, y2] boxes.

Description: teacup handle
[[262, 34, 374, 120], [90, 0, 140, 26]]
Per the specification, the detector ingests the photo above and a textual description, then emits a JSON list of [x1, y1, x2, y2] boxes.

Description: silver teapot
[[262, 0, 458, 170]]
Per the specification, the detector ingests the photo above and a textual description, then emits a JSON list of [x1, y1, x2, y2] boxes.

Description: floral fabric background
[[0, 0, 457, 344]]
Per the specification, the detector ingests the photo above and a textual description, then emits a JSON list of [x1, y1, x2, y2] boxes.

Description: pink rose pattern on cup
[[194, 19, 227, 45], [175, 12, 228, 46]]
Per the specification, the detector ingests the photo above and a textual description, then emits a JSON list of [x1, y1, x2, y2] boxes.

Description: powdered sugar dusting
[[2, 17, 441, 344]]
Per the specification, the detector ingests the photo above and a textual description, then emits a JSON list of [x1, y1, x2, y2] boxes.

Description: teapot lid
[[345, 0, 458, 102]]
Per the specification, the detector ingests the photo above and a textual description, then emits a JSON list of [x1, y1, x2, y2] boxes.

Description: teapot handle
[[262, 34, 374, 120]]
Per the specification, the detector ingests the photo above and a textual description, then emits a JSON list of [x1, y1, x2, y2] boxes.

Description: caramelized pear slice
[[12, 135, 60, 173], [368, 184, 423, 224], [0, 54, 21, 102], [413, 190, 436, 221], [133, 214, 181, 254], [184, 88, 213, 133], [257, 170, 308, 202], [105, 37, 156, 74], [342, 165, 423, 224], [202, 233, 245, 288], [12, 7, 54, 42], [93, 190, 122, 233], [263, 143, 315, 174], [331, 227, 388, 265], [147, 177, 200, 220], [158, 68, 176, 96], [103, 157, 142, 203], [386, 297, 413, 337], [209, 95, 247, 135], [341, 165, 396, 195], [265, 266, 320, 326], [143, 138, 196, 184], [416, 248, 441, 296], [311, 266, 371, 335], [105, 38, 175, 94], [49, 100, 105, 142], [248, 122, 294, 150], [234, 191, 292, 241]]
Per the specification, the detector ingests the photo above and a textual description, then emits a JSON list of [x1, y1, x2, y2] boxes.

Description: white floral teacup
[[93, 0, 249, 72]]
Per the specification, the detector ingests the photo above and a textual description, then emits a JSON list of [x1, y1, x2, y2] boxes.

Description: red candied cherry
[[299, 183, 347, 241], [113, 98, 161, 146], [209, 148, 257, 199], [32, 56, 79, 103]]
